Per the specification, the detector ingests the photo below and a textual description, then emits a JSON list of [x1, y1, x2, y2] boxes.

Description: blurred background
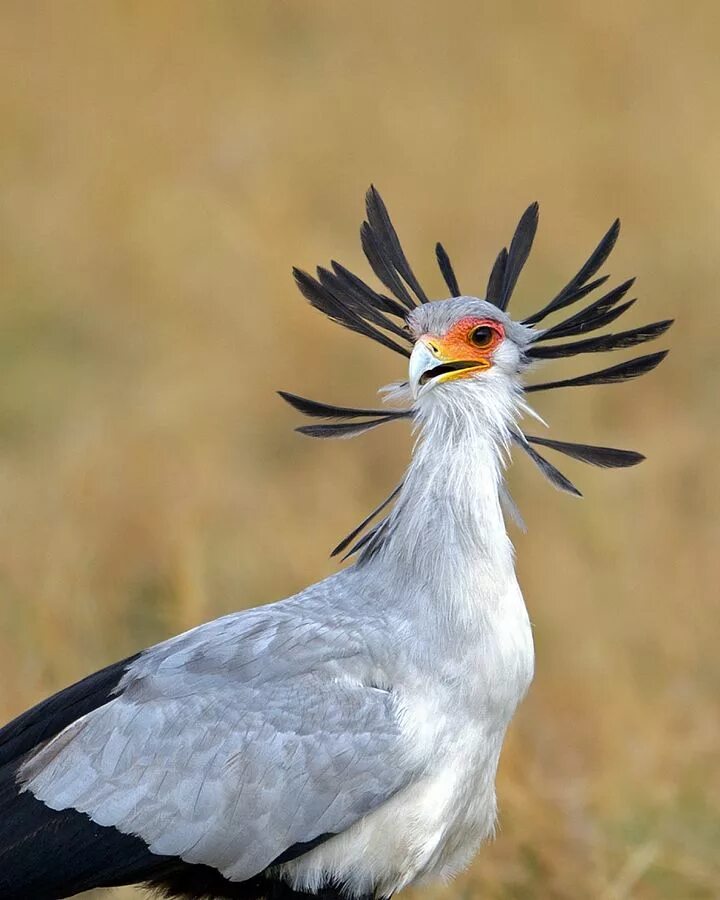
[[0, 2, 717, 898]]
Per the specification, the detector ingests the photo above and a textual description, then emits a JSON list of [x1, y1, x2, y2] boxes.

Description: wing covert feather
[[19, 606, 411, 881]]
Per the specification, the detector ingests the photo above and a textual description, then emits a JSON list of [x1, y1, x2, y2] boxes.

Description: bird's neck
[[369, 386, 519, 615]]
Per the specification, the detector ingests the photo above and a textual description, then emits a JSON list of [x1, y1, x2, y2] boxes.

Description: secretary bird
[[0, 188, 671, 899]]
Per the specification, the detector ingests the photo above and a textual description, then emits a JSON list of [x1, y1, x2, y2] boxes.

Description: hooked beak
[[409, 338, 490, 399]]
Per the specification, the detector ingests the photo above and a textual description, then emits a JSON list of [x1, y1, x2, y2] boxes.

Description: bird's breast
[[388, 574, 535, 880]]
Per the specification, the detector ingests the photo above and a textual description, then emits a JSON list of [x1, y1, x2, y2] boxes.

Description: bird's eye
[[469, 326, 494, 348]]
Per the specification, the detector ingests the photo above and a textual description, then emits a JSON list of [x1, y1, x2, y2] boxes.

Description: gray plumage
[[22, 595, 410, 883], [19, 299, 535, 898], [0, 189, 669, 900]]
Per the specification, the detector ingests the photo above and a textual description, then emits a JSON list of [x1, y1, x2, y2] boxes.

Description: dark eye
[[470, 326, 494, 348]]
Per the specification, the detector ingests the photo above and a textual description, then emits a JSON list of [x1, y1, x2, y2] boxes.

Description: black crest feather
[[296, 417, 407, 439], [546, 298, 638, 340], [533, 278, 636, 343], [292, 267, 411, 357], [511, 431, 582, 496], [330, 260, 409, 319], [522, 219, 621, 325], [285, 187, 671, 552], [524, 435, 645, 468], [527, 319, 673, 360], [278, 391, 409, 421], [485, 247, 508, 306], [315, 266, 410, 342], [360, 221, 416, 310], [488, 204, 539, 311], [363, 186, 429, 307], [435, 243, 461, 297], [526, 350, 668, 393], [331, 483, 403, 558], [344, 516, 392, 562]]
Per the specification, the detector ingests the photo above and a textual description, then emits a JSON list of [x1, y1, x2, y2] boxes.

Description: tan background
[[0, 2, 718, 898]]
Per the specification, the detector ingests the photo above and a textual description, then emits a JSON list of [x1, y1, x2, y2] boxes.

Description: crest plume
[[282, 188, 672, 555]]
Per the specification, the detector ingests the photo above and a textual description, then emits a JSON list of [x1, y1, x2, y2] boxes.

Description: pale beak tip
[[409, 340, 438, 399]]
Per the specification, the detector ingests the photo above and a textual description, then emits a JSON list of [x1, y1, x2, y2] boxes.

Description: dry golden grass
[[0, 2, 717, 897]]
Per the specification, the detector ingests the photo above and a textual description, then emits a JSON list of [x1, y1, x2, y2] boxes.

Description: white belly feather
[[279, 583, 534, 898]]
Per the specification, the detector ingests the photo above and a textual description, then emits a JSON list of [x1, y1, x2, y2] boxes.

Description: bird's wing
[[18, 602, 411, 882]]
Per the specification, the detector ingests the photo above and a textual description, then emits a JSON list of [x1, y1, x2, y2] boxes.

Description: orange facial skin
[[420, 316, 505, 384]]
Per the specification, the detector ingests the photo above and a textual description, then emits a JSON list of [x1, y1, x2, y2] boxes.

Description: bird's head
[[406, 299, 532, 400], [281, 187, 672, 557], [400, 298, 536, 449]]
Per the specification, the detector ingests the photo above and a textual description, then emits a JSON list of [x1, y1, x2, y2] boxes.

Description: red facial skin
[[420, 317, 505, 379]]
